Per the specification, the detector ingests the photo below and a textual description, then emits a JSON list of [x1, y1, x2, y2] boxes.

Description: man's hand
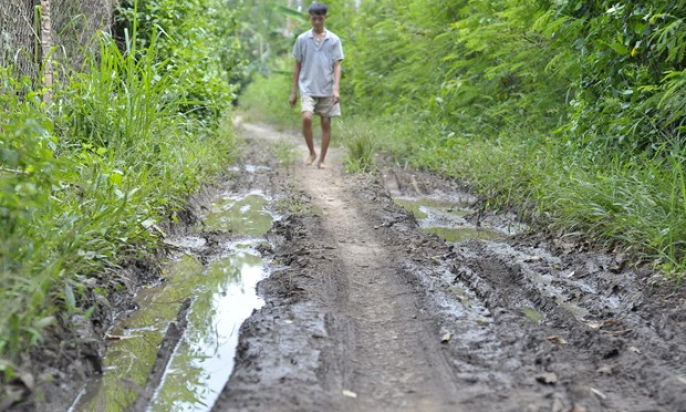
[[332, 90, 340, 104], [289, 92, 297, 108]]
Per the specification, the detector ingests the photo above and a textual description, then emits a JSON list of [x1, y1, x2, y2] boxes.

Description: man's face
[[309, 13, 327, 31]]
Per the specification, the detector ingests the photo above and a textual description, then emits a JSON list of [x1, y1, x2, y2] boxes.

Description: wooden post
[[40, 0, 52, 104]]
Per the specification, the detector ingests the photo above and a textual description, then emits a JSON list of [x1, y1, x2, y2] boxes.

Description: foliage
[[339, 118, 377, 173], [117, 0, 242, 123], [0, 1, 241, 363], [238, 70, 300, 129], [238, 0, 686, 275]]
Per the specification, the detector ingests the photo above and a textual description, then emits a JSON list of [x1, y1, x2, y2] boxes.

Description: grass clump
[[274, 138, 300, 171], [338, 118, 378, 173]]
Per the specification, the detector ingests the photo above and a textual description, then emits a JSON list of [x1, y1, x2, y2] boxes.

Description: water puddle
[[228, 164, 271, 174], [393, 195, 506, 242], [149, 248, 266, 411], [521, 306, 544, 323], [202, 191, 273, 236], [425, 226, 502, 242], [70, 191, 276, 412]]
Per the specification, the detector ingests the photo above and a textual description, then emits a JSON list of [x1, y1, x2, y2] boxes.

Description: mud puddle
[[392, 194, 517, 242], [69, 190, 277, 412]]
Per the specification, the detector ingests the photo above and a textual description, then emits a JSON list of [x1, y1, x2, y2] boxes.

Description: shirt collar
[[307, 28, 328, 39]]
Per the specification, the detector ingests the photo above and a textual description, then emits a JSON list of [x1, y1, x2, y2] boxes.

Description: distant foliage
[[237, 0, 686, 275], [340, 0, 686, 157], [118, 0, 243, 123]]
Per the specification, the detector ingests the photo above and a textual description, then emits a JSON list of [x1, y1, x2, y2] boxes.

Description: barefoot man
[[289, 1, 344, 169]]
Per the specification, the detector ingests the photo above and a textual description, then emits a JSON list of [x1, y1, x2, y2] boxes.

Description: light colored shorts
[[301, 95, 341, 117]]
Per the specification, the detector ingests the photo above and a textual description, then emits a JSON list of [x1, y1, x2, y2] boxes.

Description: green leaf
[[32, 316, 56, 329], [141, 218, 155, 228], [109, 171, 124, 187], [272, 5, 307, 23], [64, 284, 76, 311]]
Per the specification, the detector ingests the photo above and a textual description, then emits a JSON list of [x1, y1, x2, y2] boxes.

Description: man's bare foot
[[304, 154, 317, 166], [317, 161, 328, 169]]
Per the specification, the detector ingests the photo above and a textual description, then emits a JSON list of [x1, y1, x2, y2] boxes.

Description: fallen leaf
[[547, 335, 568, 345], [600, 320, 623, 329], [586, 321, 603, 330], [590, 387, 606, 399], [441, 332, 451, 343], [342, 390, 357, 398], [596, 364, 614, 375], [600, 328, 632, 337], [535, 372, 558, 385], [105, 333, 139, 341], [628, 346, 641, 354]]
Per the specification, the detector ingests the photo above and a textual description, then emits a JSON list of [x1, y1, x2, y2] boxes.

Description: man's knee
[[302, 111, 313, 123], [321, 116, 331, 130]]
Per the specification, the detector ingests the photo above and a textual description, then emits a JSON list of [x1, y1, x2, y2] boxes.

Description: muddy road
[[208, 122, 686, 412], [26, 120, 685, 412]]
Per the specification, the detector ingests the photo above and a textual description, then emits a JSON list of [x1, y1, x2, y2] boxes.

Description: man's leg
[[319, 115, 331, 169], [302, 111, 317, 165]]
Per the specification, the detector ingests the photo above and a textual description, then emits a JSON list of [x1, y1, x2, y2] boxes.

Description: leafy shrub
[[0, 3, 240, 361]]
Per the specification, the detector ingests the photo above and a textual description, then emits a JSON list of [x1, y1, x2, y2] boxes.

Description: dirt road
[[211, 122, 686, 412]]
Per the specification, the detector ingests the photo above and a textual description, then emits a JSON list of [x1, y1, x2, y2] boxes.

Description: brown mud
[[7, 121, 686, 412], [213, 123, 686, 412]]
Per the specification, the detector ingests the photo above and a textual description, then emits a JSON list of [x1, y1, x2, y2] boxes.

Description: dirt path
[[283, 130, 460, 410], [212, 122, 686, 412]]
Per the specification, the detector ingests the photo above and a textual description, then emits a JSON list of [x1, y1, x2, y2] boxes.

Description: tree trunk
[[40, 0, 52, 104]]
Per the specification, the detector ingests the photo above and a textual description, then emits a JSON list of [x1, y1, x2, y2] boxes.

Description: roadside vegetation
[[238, 0, 686, 280], [0, 0, 241, 373]]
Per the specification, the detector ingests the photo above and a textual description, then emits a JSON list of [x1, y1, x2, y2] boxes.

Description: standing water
[[69, 189, 276, 412]]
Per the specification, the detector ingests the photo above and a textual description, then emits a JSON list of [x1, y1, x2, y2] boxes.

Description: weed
[[274, 138, 299, 172], [339, 119, 377, 173]]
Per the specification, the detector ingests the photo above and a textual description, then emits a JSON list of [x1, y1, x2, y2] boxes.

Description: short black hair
[[308, 2, 327, 16]]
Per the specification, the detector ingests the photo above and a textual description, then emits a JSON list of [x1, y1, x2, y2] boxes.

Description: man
[[289, 1, 344, 169]]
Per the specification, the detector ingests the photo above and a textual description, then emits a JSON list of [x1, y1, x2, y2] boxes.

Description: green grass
[[338, 118, 378, 173], [274, 138, 300, 171], [0, 32, 238, 366], [405, 121, 686, 280]]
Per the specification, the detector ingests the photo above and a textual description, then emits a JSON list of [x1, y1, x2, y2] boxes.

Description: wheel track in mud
[[212, 122, 686, 412]]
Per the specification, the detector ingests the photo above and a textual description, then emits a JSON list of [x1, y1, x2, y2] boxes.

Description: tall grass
[[0, 29, 238, 364], [402, 120, 686, 280]]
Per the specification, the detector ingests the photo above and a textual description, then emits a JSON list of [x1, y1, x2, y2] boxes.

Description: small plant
[[340, 120, 377, 173], [274, 138, 299, 172]]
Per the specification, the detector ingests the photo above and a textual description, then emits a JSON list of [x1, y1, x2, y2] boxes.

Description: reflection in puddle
[[72, 190, 275, 412], [202, 192, 273, 236], [150, 249, 267, 411], [426, 226, 502, 242], [73, 256, 204, 411], [393, 195, 505, 242]]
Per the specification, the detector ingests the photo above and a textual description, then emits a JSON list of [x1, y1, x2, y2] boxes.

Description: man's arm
[[290, 61, 301, 107], [332, 60, 342, 104]]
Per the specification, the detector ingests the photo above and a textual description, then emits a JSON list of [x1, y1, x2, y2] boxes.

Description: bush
[[0, 5, 241, 362]]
